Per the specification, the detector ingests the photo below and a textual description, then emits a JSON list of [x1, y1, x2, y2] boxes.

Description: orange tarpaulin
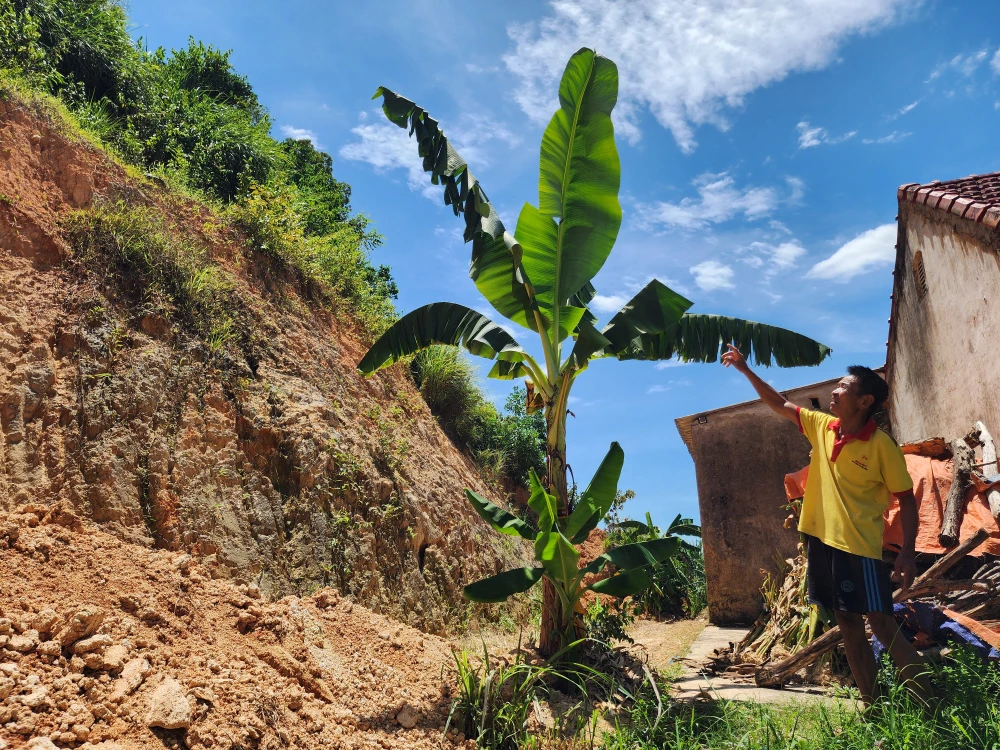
[[884, 454, 1000, 556], [784, 454, 1000, 556]]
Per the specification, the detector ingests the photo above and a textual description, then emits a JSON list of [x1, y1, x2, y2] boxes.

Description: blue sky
[[130, 0, 1000, 528]]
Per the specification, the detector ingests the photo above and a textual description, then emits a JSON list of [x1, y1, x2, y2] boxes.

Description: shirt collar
[[828, 418, 877, 442]]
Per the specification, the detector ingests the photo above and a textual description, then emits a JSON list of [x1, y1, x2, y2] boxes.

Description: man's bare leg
[[835, 611, 879, 706], [867, 611, 932, 705]]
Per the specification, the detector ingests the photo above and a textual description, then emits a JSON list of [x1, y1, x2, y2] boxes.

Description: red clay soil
[[0, 505, 472, 750]]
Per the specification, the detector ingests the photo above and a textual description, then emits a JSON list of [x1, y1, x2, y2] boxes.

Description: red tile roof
[[898, 173, 1000, 228]]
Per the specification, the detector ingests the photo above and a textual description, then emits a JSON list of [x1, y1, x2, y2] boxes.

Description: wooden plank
[[975, 421, 1000, 521]]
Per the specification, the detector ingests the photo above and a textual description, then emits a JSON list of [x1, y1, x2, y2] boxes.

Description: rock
[[72, 724, 91, 742], [25, 738, 57, 750], [36, 639, 61, 658], [15, 686, 49, 709], [8, 631, 39, 653], [100, 644, 128, 671], [0, 618, 12, 636], [109, 657, 150, 701], [31, 609, 59, 634], [54, 606, 104, 647], [235, 611, 257, 632], [145, 677, 191, 730], [396, 704, 420, 729], [0, 675, 14, 699], [73, 634, 113, 654]]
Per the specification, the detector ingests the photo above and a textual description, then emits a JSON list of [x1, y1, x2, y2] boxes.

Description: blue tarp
[[871, 601, 1000, 661]]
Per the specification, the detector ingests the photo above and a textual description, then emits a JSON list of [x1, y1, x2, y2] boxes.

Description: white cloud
[[647, 384, 670, 394], [796, 121, 857, 149], [635, 172, 802, 231], [739, 239, 806, 276], [590, 293, 629, 313], [339, 110, 518, 201], [504, 0, 903, 152], [690, 260, 735, 291], [280, 125, 322, 148], [889, 100, 919, 119], [654, 358, 691, 370], [862, 130, 912, 145], [929, 49, 989, 81], [340, 117, 440, 199], [806, 223, 897, 281]]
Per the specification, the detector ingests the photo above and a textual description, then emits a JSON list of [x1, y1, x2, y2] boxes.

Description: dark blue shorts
[[806, 535, 892, 614]]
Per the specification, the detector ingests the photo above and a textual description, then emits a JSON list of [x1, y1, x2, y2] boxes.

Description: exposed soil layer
[[0, 93, 528, 634]]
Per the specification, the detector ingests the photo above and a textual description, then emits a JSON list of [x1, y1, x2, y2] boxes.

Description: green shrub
[[411, 347, 545, 489], [226, 179, 396, 335], [605, 511, 706, 619]]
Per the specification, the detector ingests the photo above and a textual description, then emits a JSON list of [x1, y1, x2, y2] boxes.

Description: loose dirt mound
[[0, 93, 528, 632], [0, 506, 471, 749]]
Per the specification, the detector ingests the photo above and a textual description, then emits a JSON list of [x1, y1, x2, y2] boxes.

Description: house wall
[[683, 379, 839, 625], [889, 203, 1000, 443]]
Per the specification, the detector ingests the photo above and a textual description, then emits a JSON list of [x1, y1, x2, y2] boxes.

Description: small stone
[[0, 675, 14, 699], [16, 686, 49, 709], [9, 631, 39, 653], [246, 583, 262, 599], [109, 657, 150, 701], [73, 634, 113, 654], [54, 606, 104, 647], [0, 618, 12, 636], [32, 610, 59, 635], [25, 738, 57, 750], [396, 705, 420, 729], [36, 640, 61, 658], [72, 724, 90, 741], [146, 677, 191, 730], [377, 631, 390, 641], [100, 645, 128, 671]]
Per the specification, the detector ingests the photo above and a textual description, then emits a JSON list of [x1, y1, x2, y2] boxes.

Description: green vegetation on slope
[[0, 0, 397, 337]]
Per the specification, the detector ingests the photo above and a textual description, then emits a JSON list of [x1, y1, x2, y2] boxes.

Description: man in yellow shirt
[[722, 345, 929, 706]]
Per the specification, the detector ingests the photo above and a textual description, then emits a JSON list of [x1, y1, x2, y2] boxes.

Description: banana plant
[[358, 48, 830, 654], [462, 442, 682, 649]]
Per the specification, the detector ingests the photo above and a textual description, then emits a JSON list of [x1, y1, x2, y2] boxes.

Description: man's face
[[830, 375, 872, 420]]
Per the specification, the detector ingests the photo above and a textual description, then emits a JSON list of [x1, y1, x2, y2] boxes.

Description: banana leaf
[[358, 302, 523, 374]]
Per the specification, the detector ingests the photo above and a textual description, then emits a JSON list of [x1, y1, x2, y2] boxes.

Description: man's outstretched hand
[[892, 550, 917, 593], [721, 343, 749, 373]]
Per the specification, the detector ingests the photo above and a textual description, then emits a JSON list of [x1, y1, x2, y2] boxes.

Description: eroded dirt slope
[[0, 504, 474, 749], [0, 94, 528, 633]]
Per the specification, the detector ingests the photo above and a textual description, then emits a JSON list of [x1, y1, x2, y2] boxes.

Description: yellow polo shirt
[[796, 408, 913, 560]]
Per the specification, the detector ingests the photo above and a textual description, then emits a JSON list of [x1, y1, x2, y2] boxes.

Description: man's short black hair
[[847, 365, 888, 419]]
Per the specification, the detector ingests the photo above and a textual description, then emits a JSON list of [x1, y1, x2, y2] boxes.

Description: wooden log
[[756, 528, 990, 687], [901, 436, 952, 459], [975, 421, 1000, 522], [940, 431, 979, 547]]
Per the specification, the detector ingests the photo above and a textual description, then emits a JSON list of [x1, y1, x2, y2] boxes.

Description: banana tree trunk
[[539, 375, 571, 656]]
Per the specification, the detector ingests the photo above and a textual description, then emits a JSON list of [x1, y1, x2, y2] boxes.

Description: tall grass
[[64, 202, 251, 357]]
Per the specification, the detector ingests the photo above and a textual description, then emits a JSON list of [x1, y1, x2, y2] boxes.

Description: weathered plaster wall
[[679, 379, 838, 625], [889, 203, 1000, 443]]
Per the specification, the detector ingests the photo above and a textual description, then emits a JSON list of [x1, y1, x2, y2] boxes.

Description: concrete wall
[[888, 203, 1000, 443], [681, 379, 839, 625]]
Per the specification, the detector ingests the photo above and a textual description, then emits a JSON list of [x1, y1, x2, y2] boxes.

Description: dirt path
[[629, 614, 709, 676]]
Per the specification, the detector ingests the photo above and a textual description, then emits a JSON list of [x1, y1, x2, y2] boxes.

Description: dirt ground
[[628, 614, 709, 677], [0, 505, 472, 749]]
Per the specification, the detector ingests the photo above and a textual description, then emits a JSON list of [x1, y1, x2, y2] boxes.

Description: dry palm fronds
[[731, 546, 820, 665]]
